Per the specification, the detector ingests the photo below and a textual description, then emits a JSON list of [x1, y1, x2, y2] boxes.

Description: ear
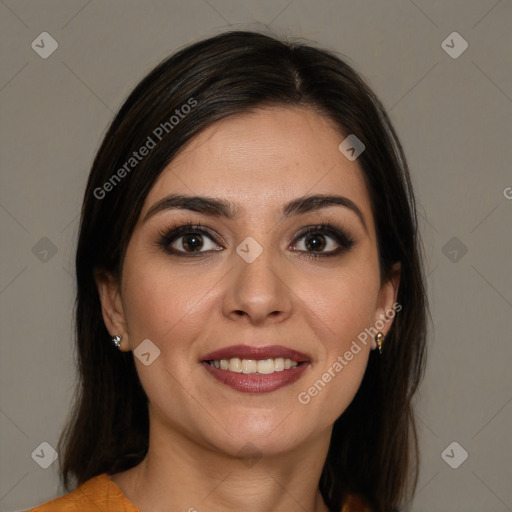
[[371, 262, 401, 349], [94, 268, 129, 351]]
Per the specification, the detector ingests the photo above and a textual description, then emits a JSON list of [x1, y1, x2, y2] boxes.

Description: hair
[[58, 30, 427, 512]]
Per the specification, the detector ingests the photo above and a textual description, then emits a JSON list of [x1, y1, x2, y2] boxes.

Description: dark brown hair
[[58, 30, 427, 512]]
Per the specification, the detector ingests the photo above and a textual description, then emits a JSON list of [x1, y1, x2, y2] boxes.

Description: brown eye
[[157, 224, 223, 257], [303, 233, 327, 252], [294, 232, 337, 253], [291, 223, 355, 258], [180, 233, 205, 252]]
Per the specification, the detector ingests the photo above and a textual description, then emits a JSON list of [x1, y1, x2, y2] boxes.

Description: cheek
[[120, 259, 213, 418], [295, 264, 380, 423], [305, 260, 381, 345], [121, 257, 206, 352]]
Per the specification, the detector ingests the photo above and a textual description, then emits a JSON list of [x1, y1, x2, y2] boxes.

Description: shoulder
[[22, 473, 139, 512]]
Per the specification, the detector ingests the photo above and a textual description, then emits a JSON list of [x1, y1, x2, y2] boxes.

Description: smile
[[201, 344, 311, 393], [207, 357, 298, 374]]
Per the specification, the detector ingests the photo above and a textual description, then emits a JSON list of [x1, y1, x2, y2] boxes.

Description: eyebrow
[[143, 193, 367, 232]]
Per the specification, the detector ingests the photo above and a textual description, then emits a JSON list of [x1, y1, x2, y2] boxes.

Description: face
[[96, 106, 399, 458]]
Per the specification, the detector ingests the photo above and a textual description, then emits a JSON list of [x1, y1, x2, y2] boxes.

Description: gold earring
[[375, 332, 384, 354]]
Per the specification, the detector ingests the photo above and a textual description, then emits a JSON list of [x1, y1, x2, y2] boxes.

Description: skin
[[95, 106, 400, 512]]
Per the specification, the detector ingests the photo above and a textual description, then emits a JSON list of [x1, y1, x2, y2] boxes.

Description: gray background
[[1, 1, 511, 511]]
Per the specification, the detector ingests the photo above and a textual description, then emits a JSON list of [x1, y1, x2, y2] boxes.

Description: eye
[[157, 222, 223, 257], [156, 221, 355, 259], [291, 223, 355, 258]]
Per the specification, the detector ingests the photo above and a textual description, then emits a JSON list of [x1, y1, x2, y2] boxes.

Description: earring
[[375, 332, 384, 354], [112, 334, 122, 350]]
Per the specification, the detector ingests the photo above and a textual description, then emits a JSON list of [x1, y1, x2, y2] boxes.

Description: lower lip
[[202, 362, 310, 393]]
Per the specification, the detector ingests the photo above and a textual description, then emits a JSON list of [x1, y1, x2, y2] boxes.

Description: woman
[[26, 30, 427, 512]]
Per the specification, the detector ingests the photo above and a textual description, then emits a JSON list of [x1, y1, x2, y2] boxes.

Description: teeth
[[208, 357, 299, 374], [257, 359, 275, 374], [242, 359, 257, 374], [229, 358, 242, 373]]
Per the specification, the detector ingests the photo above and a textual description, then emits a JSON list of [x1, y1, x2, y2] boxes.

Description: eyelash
[[156, 220, 355, 260]]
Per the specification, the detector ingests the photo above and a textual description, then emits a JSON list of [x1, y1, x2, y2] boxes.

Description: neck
[[112, 414, 333, 512]]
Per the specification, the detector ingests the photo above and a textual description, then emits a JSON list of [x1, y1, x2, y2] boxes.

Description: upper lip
[[201, 344, 310, 363]]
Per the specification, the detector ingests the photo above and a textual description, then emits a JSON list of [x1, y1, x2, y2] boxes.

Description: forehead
[[141, 106, 373, 228]]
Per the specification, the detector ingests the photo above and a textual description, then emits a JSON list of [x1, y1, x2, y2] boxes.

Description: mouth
[[201, 344, 311, 393]]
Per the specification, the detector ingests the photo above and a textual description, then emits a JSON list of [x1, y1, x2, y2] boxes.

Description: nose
[[223, 244, 293, 325]]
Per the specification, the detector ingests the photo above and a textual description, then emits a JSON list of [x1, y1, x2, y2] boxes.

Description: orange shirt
[[23, 472, 370, 511], [23, 473, 137, 512]]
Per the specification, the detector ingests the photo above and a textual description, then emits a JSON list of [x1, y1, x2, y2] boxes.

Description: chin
[[201, 410, 313, 458]]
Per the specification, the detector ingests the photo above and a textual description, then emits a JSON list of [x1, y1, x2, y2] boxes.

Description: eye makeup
[[155, 220, 356, 260]]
